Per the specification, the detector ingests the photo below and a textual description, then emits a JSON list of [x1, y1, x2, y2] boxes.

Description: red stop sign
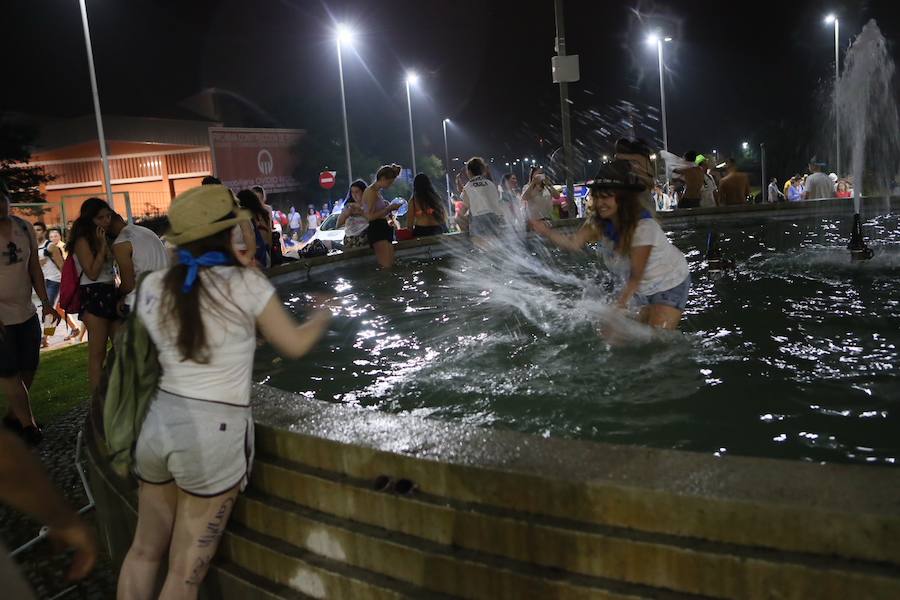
[[319, 170, 336, 190]]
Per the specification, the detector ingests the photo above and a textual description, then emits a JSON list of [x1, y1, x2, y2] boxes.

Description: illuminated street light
[[405, 72, 419, 174], [77, 0, 113, 203], [646, 31, 673, 151], [336, 24, 355, 180], [442, 118, 451, 203], [741, 141, 749, 150], [825, 13, 841, 175]]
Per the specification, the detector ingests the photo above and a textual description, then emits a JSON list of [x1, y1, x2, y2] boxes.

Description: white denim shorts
[[133, 389, 254, 497]]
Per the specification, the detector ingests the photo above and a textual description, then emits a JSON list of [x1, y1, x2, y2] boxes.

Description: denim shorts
[[46, 279, 61, 306], [635, 274, 691, 311]]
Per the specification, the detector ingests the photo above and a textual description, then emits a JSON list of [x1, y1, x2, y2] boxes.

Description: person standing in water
[[338, 180, 371, 250], [461, 157, 506, 242], [408, 173, 448, 237], [521, 166, 560, 222], [530, 160, 690, 330], [363, 164, 404, 269]]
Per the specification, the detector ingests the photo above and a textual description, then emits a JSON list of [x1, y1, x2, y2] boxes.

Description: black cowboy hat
[[589, 159, 646, 192]]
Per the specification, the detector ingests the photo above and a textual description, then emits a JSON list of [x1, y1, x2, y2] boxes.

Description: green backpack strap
[[103, 273, 161, 477]]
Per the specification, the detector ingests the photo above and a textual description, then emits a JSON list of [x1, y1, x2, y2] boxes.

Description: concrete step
[[233, 490, 702, 600], [220, 522, 461, 600], [252, 420, 900, 567], [245, 453, 900, 600]]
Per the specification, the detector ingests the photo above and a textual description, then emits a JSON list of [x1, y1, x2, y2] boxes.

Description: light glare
[[406, 71, 419, 85], [825, 14, 836, 24], [336, 24, 354, 45], [646, 33, 660, 45]]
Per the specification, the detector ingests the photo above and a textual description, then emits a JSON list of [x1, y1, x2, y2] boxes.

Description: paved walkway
[[0, 404, 117, 598]]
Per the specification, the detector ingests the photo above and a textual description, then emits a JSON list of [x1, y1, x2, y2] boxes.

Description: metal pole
[[553, 0, 577, 215], [760, 143, 767, 204], [834, 19, 841, 177], [78, 0, 113, 204], [657, 39, 668, 152], [443, 119, 451, 201], [406, 81, 417, 177], [337, 39, 353, 183]]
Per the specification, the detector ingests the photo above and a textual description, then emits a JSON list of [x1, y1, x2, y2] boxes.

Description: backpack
[[300, 239, 328, 258], [58, 254, 83, 315], [101, 275, 160, 477]]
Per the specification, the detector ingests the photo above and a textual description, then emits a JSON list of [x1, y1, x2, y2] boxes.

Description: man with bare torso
[[717, 158, 751, 206]]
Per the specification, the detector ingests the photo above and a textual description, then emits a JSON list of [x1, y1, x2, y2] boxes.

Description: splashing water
[[834, 20, 900, 214]]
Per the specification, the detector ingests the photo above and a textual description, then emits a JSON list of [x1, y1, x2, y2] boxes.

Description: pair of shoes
[[372, 475, 418, 496]]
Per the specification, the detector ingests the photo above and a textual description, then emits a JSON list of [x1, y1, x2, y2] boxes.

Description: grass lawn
[[26, 344, 91, 425]]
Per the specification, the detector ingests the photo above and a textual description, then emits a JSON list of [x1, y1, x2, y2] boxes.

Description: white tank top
[[73, 250, 115, 284], [39, 240, 62, 282]]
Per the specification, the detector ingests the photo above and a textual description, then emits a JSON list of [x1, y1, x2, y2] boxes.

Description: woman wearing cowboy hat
[[117, 184, 330, 599], [530, 160, 690, 330]]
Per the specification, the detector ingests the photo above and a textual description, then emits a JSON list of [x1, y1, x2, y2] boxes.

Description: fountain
[[834, 20, 900, 260]]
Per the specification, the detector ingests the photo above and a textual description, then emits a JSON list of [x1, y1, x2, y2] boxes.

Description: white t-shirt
[[39, 240, 62, 282], [805, 172, 834, 200], [73, 251, 115, 285], [289, 211, 301, 229], [138, 266, 276, 407], [114, 225, 170, 306], [307, 214, 319, 229], [463, 176, 504, 217], [597, 219, 689, 296], [525, 186, 553, 220]]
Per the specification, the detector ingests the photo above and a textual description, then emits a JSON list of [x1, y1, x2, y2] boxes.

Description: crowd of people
[[0, 134, 863, 596]]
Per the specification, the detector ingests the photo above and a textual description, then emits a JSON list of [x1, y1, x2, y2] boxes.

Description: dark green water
[[256, 213, 900, 466]]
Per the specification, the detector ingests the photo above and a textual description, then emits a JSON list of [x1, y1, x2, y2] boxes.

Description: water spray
[[848, 213, 874, 261]]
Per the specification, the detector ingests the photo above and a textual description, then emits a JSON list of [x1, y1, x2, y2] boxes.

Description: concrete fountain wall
[[85, 197, 900, 599]]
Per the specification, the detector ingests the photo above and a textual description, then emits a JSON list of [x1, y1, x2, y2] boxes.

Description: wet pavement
[[0, 404, 117, 599]]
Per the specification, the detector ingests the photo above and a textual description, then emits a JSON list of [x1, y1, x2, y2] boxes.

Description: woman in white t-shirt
[[521, 166, 561, 221], [531, 160, 690, 330], [117, 184, 330, 600]]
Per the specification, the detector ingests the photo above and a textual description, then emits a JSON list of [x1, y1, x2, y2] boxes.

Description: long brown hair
[[161, 227, 242, 363], [589, 189, 645, 254], [68, 197, 110, 256]]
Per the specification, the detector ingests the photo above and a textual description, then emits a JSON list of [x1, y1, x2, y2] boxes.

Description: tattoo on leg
[[184, 555, 211, 586], [197, 497, 235, 549]]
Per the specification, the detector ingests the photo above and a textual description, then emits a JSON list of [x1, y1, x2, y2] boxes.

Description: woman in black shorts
[[363, 164, 405, 269], [69, 197, 118, 392]]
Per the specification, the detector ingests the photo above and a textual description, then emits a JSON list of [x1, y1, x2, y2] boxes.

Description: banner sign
[[209, 127, 305, 193]]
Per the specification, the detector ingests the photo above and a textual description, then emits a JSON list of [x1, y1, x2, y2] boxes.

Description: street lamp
[[825, 13, 841, 176], [602, 155, 609, 163], [336, 24, 355, 182], [77, 0, 113, 204], [442, 117, 451, 201], [405, 71, 419, 176], [741, 141, 749, 150], [646, 32, 673, 151]]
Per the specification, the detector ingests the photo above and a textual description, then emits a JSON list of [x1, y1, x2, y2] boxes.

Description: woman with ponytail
[[117, 185, 330, 599]]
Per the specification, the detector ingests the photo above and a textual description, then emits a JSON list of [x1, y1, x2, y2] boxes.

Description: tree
[[0, 115, 53, 204]]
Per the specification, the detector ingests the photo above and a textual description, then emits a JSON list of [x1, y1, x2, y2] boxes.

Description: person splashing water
[[530, 160, 691, 330]]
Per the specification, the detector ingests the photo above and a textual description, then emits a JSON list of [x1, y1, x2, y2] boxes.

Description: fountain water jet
[[834, 20, 900, 260]]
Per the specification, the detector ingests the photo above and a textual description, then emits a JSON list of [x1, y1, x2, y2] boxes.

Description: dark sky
[[4, 0, 899, 177]]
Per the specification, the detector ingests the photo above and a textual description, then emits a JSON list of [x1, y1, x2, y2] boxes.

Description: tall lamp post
[[336, 25, 354, 183], [825, 14, 841, 176], [77, 0, 113, 204], [442, 117, 452, 203], [405, 72, 419, 177], [647, 33, 673, 152]]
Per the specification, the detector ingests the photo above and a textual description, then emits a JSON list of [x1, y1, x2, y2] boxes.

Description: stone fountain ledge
[[268, 195, 898, 285], [250, 384, 900, 568]]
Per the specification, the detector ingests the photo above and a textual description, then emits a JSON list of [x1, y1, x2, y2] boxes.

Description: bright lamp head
[[336, 24, 354, 45], [406, 72, 419, 85], [825, 14, 836, 24], [646, 33, 660, 45]]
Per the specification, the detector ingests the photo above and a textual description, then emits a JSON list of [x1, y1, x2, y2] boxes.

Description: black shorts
[[80, 283, 118, 321], [0, 314, 41, 378], [412, 225, 446, 238], [367, 219, 394, 246]]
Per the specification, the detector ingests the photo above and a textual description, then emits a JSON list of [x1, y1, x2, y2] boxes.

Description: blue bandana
[[601, 210, 653, 243], [177, 250, 232, 293]]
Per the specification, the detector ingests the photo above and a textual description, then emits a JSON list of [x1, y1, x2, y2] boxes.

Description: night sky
[[4, 0, 899, 178]]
